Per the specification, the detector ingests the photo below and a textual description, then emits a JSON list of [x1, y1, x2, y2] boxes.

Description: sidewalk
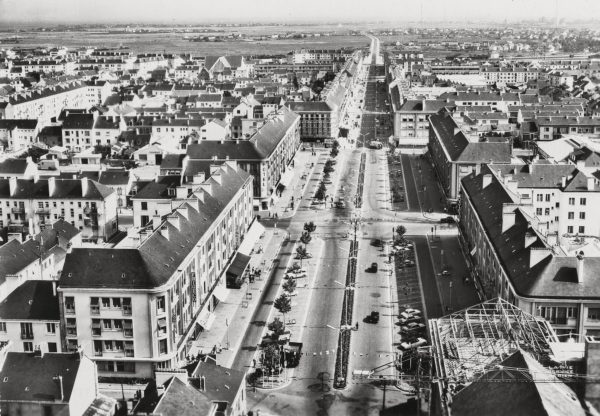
[[188, 228, 285, 368], [274, 149, 322, 219]]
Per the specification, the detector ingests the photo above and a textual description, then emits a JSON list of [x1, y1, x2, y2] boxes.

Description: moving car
[[441, 269, 451, 277], [366, 311, 380, 324]]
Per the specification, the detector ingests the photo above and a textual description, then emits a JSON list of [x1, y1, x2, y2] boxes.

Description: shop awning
[[197, 308, 211, 328], [226, 252, 251, 278], [213, 284, 229, 302], [238, 221, 265, 256]]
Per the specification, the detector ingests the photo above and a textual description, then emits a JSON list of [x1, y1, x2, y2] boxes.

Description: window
[[581, 198, 587, 205], [23, 342, 33, 352], [579, 226, 585, 234], [568, 226, 574, 234], [102, 298, 110, 308], [157, 296, 165, 313], [588, 308, 600, 321], [21, 322, 33, 339], [104, 340, 113, 351], [112, 298, 121, 308], [0, 322, 6, 332], [159, 339, 168, 355], [544, 208, 550, 216], [545, 194, 551, 202], [103, 320, 112, 330], [568, 212, 574, 219], [114, 340, 124, 351], [580, 212, 586, 220], [569, 198, 575, 205], [113, 320, 123, 330], [46, 323, 56, 334], [141, 202, 148, 211], [47, 342, 57, 353], [65, 296, 75, 313], [537, 194, 543, 202], [536, 208, 542, 216]]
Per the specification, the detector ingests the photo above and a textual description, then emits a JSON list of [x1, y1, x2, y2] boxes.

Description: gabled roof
[[0, 280, 60, 320], [131, 175, 182, 200], [153, 378, 213, 416], [462, 169, 600, 299], [286, 101, 332, 112], [451, 350, 585, 416], [430, 113, 511, 163], [0, 352, 83, 402], [0, 119, 38, 130], [0, 178, 114, 200], [62, 113, 94, 130], [0, 158, 31, 175], [59, 164, 251, 290]]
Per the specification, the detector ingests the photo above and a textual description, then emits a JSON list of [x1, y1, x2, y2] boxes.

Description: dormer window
[[168, 188, 175, 197]]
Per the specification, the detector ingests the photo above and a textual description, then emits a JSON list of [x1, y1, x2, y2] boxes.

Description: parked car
[[401, 322, 426, 332], [399, 315, 422, 325], [335, 201, 346, 209], [366, 311, 380, 324], [441, 269, 451, 277], [440, 216, 455, 224], [286, 270, 307, 279], [400, 337, 427, 351], [366, 262, 378, 273], [404, 308, 421, 315], [371, 239, 383, 247]]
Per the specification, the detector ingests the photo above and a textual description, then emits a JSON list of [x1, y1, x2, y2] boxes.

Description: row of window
[[22, 341, 58, 352], [0, 322, 56, 334]]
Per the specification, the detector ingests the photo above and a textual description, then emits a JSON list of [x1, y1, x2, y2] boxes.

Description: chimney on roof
[[502, 205, 516, 233], [577, 251, 585, 284], [8, 176, 17, 196], [160, 224, 170, 240], [48, 177, 56, 196], [200, 182, 212, 196], [80, 177, 89, 197], [178, 204, 189, 220], [482, 174, 492, 188], [525, 230, 537, 248], [530, 247, 552, 268], [192, 172, 205, 184], [52, 375, 64, 402], [52, 281, 57, 297], [167, 214, 180, 231], [175, 186, 187, 199], [561, 176, 567, 188], [588, 176, 595, 191], [200, 375, 206, 392], [152, 214, 162, 231]]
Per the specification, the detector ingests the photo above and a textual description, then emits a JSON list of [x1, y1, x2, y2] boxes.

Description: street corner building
[[56, 161, 254, 378]]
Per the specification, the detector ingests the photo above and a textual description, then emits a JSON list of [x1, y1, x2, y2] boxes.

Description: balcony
[[90, 305, 100, 315], [66, 327, 77, 336], [35, 208, 50, 215], [123, 305, 132, 316], [20, 333, 34, 340], [11, 207, 25, 214], [65, 307, 76, 315], [83, 206, 98, 216], [125, 349, 135, 357], [94, 350, 103, 357]]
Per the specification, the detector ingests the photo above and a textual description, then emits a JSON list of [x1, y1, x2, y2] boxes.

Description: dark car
[[366, 262, 378, 273], [366, 311, 380, 324], [440, 216, 455, 224], [371, 239, 383, 247]]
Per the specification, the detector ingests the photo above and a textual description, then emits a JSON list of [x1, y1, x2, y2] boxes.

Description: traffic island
[[333, 239, 359, 389]]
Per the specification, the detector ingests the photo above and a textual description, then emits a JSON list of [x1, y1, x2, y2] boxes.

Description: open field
[[0, 32, 372, 55]]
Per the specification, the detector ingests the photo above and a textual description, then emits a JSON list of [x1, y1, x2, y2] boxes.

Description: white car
[[404, 308, 421, 315], [286, 270, 307, 279], [400, 338, 427, 351]]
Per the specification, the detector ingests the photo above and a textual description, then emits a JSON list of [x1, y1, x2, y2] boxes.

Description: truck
[[369, 141, 382, 149]]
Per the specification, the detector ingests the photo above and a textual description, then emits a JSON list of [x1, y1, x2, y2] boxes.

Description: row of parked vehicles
[[399, 308, 428, 351]]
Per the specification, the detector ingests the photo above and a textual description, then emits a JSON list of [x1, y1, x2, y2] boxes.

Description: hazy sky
[[0, 0, 599, 24]]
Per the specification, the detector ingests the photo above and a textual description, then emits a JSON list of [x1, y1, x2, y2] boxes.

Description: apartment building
[[460, 165, 600, 341], [0, 81, 88, 124], [480, 66, 540, 85], [394, 99, 447, 147], [536, 116, 600, 141], [438, 91, 521, 111], [186, 106, 300, 212], [428, 112, 512, 203], [0, 119, 39, 151], [0, 177, 117, 241], [0, 351, 109, 416], [0, 220, 81, 301], [0, 281, 62, 353], [286, 101, 336, 142], [62, 112, 126, 152], [57, 162, 254, 378], [151, 118, 205, 145]]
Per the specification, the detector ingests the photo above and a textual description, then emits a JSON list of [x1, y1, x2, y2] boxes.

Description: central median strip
[[333, 239, 358, 390]]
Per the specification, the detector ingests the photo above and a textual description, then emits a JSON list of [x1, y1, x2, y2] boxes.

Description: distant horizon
[[1, 0, 599, 26]]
